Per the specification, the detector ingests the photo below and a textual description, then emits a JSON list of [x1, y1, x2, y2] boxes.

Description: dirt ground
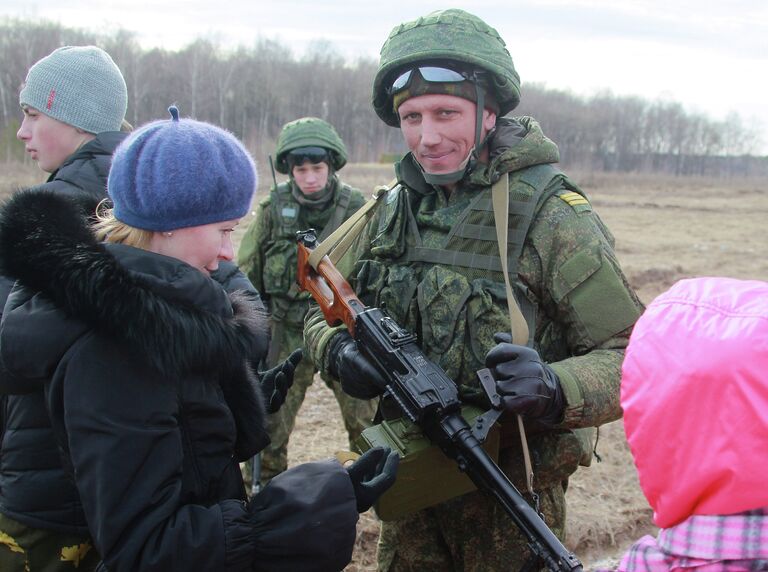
[[4, 163, 766, 570]]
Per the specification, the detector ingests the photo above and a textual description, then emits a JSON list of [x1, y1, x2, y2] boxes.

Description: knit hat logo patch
[[46, 89, 56, 111]]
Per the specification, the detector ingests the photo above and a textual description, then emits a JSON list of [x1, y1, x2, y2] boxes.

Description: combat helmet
[[372, 9, 521, 127], [274, 117, 348, 174]]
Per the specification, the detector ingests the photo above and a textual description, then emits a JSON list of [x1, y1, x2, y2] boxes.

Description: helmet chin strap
[[420, 83, 487, 186]]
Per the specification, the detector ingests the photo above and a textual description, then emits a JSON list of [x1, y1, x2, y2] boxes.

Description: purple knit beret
[[108, 106, 256, 231]]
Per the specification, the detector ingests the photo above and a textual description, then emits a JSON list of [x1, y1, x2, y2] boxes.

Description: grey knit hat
[[19, 46, 127, 134]]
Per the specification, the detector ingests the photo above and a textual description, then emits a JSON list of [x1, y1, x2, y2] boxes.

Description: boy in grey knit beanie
[[0, 46, 128, 572], [17, 45, 128, 173]]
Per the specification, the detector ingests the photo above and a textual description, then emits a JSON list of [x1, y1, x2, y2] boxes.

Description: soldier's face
[[17, 106, 92, 173], [397, 94, 496, 175], [149, 218, 239, 276], [292, 161, 330, 194]]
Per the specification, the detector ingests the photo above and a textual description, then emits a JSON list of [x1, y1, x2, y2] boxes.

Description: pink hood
[[621, 277, 768, 528]]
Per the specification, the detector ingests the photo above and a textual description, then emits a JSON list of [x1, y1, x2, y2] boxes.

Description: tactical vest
[[271, 181, 354, 242], [262, 181, 354, 325], [355, 163, 596, 499], [357, 163, 586, 385]]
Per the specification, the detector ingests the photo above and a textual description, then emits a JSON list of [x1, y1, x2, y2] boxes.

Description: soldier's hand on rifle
[[258, 348, 303, 413], [346, 446, 400, 512], [328, 331, 387, 399], [485, 333, 565, 425]]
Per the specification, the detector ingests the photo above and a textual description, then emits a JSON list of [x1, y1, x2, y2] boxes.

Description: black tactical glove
[[327, 331, 388, 399], [484, 333, 565, 425], [258, 348, 302, 413], [346, 446, 400, 513]]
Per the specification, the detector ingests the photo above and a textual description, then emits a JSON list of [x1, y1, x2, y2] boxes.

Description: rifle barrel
[[448, 419, 583, 571]]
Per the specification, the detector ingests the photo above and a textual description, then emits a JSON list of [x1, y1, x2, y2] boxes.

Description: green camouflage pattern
[[377, 482, 566, 571], [373, 8, 521, 126], [257, 323, 377, 483], [304, 115, 644, 571], [237, 174, 376, 482], [237, 176, 365, 315], [273, 117, 348, 174], [0, 512, 100, 572]]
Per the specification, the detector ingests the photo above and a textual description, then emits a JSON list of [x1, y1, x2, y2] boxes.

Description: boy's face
[[17, 106, 92, 173], [291, 160, 330, 195]]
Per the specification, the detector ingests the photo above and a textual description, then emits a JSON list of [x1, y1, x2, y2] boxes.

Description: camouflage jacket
[[305, 117, 643, 482], [237, 175, 366, 325]]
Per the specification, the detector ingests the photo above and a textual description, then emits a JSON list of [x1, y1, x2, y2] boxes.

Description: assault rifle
[[296, 229, 582, 572]]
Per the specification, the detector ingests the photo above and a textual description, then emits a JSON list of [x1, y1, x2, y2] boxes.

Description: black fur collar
[[0, 189, 267, 380]]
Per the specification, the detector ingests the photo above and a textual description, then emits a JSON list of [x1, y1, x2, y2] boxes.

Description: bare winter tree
[[0, 18, 764, 176]]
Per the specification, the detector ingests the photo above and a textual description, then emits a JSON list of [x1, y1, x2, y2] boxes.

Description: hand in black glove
[[484, 333, 565, 425], [328, 331, 388, 399], [346, 446, 400, 512], [259, 348, 302, 413]]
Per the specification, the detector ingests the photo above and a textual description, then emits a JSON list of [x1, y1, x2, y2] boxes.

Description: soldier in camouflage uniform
[[237, 117, 377, 485], [304, 9, 645, 571]]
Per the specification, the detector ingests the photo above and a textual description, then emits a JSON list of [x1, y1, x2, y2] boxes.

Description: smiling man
[[395, 90, 496, 185], [304, 8, 645, 571]]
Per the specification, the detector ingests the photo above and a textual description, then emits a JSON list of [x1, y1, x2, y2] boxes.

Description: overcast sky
[[5, 0, 768, 153]]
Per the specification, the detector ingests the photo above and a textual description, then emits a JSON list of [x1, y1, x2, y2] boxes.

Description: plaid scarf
[[605, 508, 768, 571]]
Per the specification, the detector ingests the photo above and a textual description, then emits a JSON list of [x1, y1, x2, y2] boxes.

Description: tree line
[[1, 18, 765, 177]]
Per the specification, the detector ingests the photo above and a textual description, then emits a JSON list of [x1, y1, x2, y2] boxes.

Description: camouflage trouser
[[0, 512, 101, 572], [258, 323, 377, 485], [377, 481, 567, 572]]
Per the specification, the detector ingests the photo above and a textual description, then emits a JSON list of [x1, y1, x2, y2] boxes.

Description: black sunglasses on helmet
[[286, 146, 329, 166], [388, 66, 475, 95]]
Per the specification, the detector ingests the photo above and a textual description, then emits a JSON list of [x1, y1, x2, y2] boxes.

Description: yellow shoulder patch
[[558, 191, 591, 212]]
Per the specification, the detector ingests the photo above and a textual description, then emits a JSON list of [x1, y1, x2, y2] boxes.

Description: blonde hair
[[93, 199, 154, 249]]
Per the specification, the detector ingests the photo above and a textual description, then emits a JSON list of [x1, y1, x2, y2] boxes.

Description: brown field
[[3, 162, 767, 570]]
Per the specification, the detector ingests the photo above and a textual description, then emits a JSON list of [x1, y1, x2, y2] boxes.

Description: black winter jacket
[[0, 191, 358, 571], [0, 131, 126, 533], [40, 130, 126, 212]]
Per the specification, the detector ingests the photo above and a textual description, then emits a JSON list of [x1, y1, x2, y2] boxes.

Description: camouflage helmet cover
[[373, 9, 521, 126], [274, 117, 348, 174]]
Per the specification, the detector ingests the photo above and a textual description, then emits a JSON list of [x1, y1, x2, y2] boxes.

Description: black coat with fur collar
[[0, 190, 359, 571], [0, 131, 127, 534]]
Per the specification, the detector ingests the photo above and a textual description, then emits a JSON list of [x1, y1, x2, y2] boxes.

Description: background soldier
[[238, 117, 377, 485], [304, 9, 645, 571]]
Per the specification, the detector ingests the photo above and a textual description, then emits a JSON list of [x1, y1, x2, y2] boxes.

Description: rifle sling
[[491, 175, 536, 499], [308, 183, 392, 271]]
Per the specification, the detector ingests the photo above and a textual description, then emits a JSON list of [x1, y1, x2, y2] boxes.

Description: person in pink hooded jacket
[[609, 276, 768, 571]]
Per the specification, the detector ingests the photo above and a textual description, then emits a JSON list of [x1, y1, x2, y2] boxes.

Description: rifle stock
[[296, 229, 582, 572]]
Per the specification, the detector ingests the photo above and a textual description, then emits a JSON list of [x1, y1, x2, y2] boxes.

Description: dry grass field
[[3, 161, 766, 570]]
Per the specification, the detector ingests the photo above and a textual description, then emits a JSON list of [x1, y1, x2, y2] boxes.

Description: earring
[[164, 231, 173, 237]]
